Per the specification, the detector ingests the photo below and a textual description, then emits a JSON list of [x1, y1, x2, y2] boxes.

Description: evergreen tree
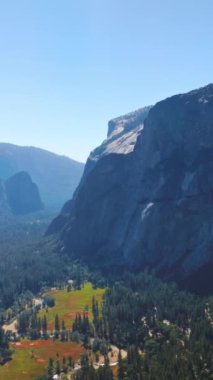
[[42, 315, 48, 335], [118, 350, 125, 380], [47, 358, 54, 380]]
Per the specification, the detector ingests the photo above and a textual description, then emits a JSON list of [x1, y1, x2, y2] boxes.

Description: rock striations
[[48, 85, 213, 293]]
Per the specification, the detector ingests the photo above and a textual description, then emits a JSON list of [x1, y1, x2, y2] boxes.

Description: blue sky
[[0, 0, 212, 162]]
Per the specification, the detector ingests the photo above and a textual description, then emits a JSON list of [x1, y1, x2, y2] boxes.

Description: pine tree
[[56, 359, 61, 375], [62, 319, 66, 330], [118, 350, 125, 380], [54, 314, 60, 332], [68, 355, 74, 368], [47, 358, 54, 380], [42, 315, 48, 334]]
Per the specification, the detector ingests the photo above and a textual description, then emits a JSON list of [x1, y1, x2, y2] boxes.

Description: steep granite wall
[[48, 85, 213, 292]]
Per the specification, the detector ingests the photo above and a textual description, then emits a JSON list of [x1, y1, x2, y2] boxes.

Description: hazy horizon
[[0, 0, 212, 161]]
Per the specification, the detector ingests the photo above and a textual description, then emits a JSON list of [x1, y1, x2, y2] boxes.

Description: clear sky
[[0, 0, 212, 162]]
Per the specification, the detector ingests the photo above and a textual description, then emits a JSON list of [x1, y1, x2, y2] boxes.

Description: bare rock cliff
[[48, 85, 213, 293]]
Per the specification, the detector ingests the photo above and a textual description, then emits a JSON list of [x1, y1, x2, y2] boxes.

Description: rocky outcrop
[[83, 106, 151, 179], [5, 171, 43, 215], [48, 85, 213, 293]]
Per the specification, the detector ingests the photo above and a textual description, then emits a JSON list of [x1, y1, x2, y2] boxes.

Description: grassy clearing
[[39, 282, 105, 330], [0, 340, 84, 380]]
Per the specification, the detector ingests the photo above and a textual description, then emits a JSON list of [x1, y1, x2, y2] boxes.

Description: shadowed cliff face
[[48, 85, 213, 292]]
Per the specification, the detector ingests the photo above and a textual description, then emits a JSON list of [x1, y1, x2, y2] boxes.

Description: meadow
[[0, 282, 105, 380], [39, 282, 105, 330], [0, 340, 84, 380]]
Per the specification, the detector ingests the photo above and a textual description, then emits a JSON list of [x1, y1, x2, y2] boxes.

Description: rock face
[[47, 106, 151, 233], [0, 144, 84, 210], [5, 171, 43, 215], [48, 85, 213, 293]]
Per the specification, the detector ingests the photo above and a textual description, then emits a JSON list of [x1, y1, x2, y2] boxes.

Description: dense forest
[[96, 272, 213, 379], [0, 326, 11, 365], [69, 272, 213, 379], [0, 211, 73, 311]]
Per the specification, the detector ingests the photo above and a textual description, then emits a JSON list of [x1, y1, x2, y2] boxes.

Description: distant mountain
[[0, 144, 84, 210], [0, 171, 43, 215], [5, 171, 43, 215], [48, 84, 213, 294]]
